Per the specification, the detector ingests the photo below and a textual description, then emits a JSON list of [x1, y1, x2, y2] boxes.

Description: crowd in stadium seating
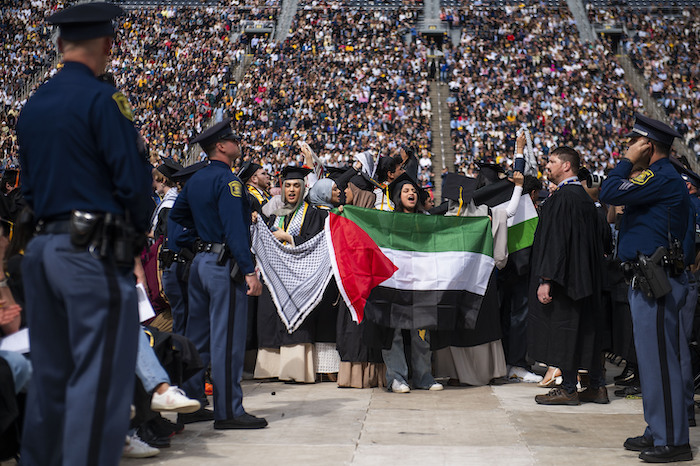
[[622, 8, 700, 155], [445, 4, 643, 178], [0, 0, 64, 166], [110, 6, 281, 161], [230, 6, 435, 186]]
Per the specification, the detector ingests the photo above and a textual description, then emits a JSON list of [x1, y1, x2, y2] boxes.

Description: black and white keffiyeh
[[251, 220, 332, 333]]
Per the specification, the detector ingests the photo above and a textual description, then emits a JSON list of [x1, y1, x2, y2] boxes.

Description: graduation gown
[[527, 184, 607, 370], [256, 204, 336, 347]]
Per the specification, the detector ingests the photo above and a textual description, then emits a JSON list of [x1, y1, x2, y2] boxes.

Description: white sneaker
[[428, 382, 444, 391], [123, 434, 160, 458], [508, 366, 543, 384], [151, 386, 201, 413], [390, 379, 411, 393]]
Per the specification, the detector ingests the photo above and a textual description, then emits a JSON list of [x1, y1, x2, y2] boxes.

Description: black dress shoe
[[579, 386, 610, 404], [639, 444, 692, 463], [617, 374, 640, 387], [615, 385, 642, 397], [150, 415, 185, 437], [615, 364, 636, 383], [689, 418, 696, 428], [214, 413, 268, 430], [136, 423, 171, 448], [178, 407, 215, 424], [624, 435, 654, 451]]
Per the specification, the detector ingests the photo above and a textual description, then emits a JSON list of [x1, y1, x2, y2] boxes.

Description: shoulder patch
[[229, 180, 243, 197], [630, 169, 654, 186], [112, 92, 134, 121]]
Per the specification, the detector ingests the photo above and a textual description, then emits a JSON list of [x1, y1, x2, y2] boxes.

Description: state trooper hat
[[624, 113, 682, 146], [47, 2, 125, 41], [190, 118, 240, 149], [238, 161, 263, 183]]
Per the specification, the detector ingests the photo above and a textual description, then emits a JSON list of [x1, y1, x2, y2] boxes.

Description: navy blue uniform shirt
[[170, 160, 255, 274], [167, 217, 197, 253], [17, 61, 153, 232], [600, 157, 691, 263]]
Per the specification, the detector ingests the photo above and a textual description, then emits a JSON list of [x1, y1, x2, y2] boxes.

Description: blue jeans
[[382, 329, 436, 389], [0, 350, 32, 393], [135, 327, 170, 393]]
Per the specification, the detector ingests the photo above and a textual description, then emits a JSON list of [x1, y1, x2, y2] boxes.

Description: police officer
[[159, 161, 207, 337], [16, 3, 153, 464], [600, 114, 693, 463], [170, 118, 266, 429]]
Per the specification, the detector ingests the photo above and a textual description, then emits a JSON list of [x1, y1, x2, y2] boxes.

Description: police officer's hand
[[537, 283, 552, 305], [625, 137, 653, 165], [246, 273, 263, 297]]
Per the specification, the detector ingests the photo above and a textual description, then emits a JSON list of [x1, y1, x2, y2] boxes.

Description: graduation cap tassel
[[457, 186, 464, 217]]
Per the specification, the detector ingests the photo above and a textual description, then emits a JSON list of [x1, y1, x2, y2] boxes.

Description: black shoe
[[614, 364, 636, 383], [689, 418, 696, 428], [178, 407, 215, 425], [150, 415, 185, 437], [615, 385, 642, 397], [136, 423, 171, 449], [214, 413, 268, 430], [534, 387, 580, 406], [624, 435, 654, 452], [639, 445, 692, 463], [617, 374, 640, 387]]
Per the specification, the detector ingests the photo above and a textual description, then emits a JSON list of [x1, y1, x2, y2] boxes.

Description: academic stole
[[277, 202, 308, 244]]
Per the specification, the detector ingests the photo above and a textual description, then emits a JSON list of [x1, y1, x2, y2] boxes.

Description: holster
[[629, 247, 672, 299]]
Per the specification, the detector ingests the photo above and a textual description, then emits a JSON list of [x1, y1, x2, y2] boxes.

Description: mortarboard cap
[[325, 166, 353, 181], [333, 167, 358, 191], [47, 2, 125, 42], [349, 172, 377, 192], [171, 161, 208, 182], [156, 158, 184, 180], [238, 161, 263, 183], [280, 165, 312, 181], [190, 118, 240, 149], [388, 172, 423, 201], [624, 113, 682, 146], [442, 172, 477, 204], [477, 159, 505, 184]]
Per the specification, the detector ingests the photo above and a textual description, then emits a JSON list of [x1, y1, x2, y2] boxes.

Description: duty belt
[[159, 249, 187, 268], [36, 219, 71, 235], [194, 241, 226, 254]]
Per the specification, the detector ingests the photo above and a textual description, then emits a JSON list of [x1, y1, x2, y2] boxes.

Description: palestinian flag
[[473, 180, 538, 275], [325, 205, 495, 330]]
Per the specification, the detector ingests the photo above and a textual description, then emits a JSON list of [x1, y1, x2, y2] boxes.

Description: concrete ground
[[120, 364, 700, 466]]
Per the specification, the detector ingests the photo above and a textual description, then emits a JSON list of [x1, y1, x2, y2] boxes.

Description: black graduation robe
[[257, 204, 338, 347], [527, 184, 608, 370]]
